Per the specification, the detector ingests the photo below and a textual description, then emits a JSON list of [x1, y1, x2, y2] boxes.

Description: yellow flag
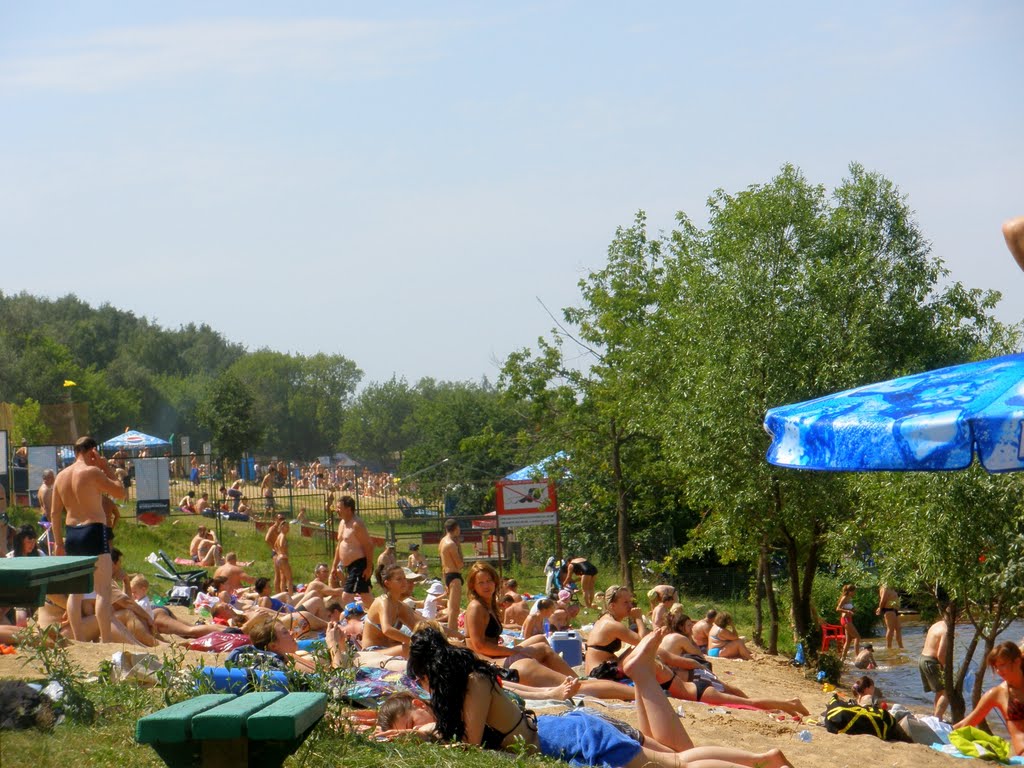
[[63, 380, 77, 387]]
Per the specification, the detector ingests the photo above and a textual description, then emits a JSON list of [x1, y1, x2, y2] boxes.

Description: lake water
[[838, 617, 1024, 735]]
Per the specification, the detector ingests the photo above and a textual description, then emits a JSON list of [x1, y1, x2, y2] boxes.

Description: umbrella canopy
[[101, 429, 171, 451], [764, 352, 1024, 473], [504, 451, 570, 481]]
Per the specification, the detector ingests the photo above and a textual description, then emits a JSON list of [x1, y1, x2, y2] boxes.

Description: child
[[421, 581, 446, 620], [853, 675, 881, 708], [521, 598, 556, 639], [854, 642, 877, 670]]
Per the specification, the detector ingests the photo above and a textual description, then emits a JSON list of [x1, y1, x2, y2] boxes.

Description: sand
[[0, 628, 963, 767]]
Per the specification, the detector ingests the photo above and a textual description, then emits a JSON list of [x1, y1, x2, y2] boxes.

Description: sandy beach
[[0, 632, 964, 768]]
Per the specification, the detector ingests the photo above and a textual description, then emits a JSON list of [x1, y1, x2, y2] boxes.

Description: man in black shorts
[[330, 496, 374, 608], [439, 518, 464, 635], [51, 436, 126, 643]]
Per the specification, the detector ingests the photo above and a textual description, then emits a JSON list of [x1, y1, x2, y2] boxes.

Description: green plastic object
[[246, 692, 328, 741], [191, 691, 285, 740], [135, 694, 236, 744]]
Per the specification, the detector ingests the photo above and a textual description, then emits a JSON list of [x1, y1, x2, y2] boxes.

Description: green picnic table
[[0, 555, 97, 607]]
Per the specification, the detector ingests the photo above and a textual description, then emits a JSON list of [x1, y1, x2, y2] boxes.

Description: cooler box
[[201, 666, 290, 693], [549, 630, 583, 667]]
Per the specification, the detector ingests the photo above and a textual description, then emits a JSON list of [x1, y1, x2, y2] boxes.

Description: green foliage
[[12, 397, 51, 443], [814, 651, 844, 686], [17, 624, 96, 724], [196, 371, 265, 462]]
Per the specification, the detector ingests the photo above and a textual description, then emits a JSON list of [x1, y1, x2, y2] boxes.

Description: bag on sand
[[822, 693, 903, 741]]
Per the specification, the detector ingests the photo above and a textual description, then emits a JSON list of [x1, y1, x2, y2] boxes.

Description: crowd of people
[[13, 423, 1024, 764]]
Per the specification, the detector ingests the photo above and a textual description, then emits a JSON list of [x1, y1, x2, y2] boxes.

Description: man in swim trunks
[[51, 435, 126, 643], [439, 518, 464, 635], [330, 495, 374, 608], [920, 618, 949, 719]]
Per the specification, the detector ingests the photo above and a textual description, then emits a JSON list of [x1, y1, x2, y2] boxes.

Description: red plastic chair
[[821, 623, 844, 652]]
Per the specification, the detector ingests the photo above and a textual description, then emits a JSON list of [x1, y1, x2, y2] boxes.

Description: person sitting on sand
[[362, 564, 422, 656], [521, 598, 556, 640], [691, 609, 716, 653], [647, 585, 678, 628], [178, 491, 197, 515], [707, 611, 752, 660], [377, 624, 795, 768], [240, 613, 348, 673], [955, 641, 1024, 756], [189, 525, 221, 566], [852, 675, 880, 708], [128, 574, 228, 639]]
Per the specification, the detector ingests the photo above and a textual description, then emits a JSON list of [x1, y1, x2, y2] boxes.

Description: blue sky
[[2, 2, 1021, 385]]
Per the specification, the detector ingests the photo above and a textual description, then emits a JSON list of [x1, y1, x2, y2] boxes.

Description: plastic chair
[[821, 623, 844, 652]]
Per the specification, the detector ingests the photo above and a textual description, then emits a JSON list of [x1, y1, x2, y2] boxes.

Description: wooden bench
[[135, 691, 327, 768], [0, 555, 97, 608]]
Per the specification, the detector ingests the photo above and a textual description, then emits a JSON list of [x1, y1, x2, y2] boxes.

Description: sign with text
[[495, 479, 557, 528]]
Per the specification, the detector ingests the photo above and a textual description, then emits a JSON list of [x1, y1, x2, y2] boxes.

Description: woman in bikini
[[955, 641, 1024, 755], [362, 564, 421, 655], [589, 587, 806, 715], [875, 584, 903, 649], [378, 624, 795, 768], [835, 584, 860, 660], [465, 562, 576, 680], [708, 611, 753, 660]]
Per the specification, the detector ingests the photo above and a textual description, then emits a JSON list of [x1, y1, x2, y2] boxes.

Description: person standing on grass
[[439, 518, 464, 635], [51, 435, 126, 643], [330, 495, 374, 608]]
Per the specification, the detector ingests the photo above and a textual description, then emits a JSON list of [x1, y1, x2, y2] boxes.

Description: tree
[[501, 214, 692, 588], [196, 372, 264, 462], [12, 398, 50, 444], [341, 377, 416, 470], [657, 164, 1005, 652]]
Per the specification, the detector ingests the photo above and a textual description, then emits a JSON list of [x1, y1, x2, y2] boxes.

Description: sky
[[2, 2, 1022, 387]]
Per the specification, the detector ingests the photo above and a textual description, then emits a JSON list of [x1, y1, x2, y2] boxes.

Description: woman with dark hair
[[362, 564, 422, 655], [955, 641, 1024, 755], [384, 625, 794, 768], [12, 525, 41, 557]]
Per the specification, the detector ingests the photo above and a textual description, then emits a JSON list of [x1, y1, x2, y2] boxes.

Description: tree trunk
[[944, 601, 966, 722], [753, 543, 766, 648], [610, 418, 633, 591], [764, 552, 779, 655]]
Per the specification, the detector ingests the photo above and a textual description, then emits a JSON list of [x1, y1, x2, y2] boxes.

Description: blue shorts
[[708, 647, 721, 657], [538, 710, 643, 768]]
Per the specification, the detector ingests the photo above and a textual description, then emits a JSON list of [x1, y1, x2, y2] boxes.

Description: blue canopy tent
[[504, 451, 570, 480], [764, 352, 1024, 473], [101, 429, 171, 452]]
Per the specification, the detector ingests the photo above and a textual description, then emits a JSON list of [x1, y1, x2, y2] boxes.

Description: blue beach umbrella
[[101, 429, 171, 451], [764, 352, 1024, 473]]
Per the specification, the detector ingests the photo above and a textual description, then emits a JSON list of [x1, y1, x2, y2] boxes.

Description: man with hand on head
[[51, 436, 126, 643]]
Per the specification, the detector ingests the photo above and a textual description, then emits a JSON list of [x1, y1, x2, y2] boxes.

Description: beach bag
[[949, 726, 1011, 760], [822, 693, 901, 740], [188, 631, 251, 653]]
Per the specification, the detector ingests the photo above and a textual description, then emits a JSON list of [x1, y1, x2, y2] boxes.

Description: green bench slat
[[136, 694, 237, 744], [191, 691, 285, 740], [245, 692, 327, 741]]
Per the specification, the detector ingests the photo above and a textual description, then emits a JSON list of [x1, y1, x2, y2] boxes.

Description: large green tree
[[659, 164, 1006, 651], [197, 372, 264, 462]]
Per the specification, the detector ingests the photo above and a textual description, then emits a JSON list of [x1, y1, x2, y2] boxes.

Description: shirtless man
[[51, 435, 126, 643], [274, 520, 293, 594], [179, 490, 197, 515], [38, 469, 55, 521], [920, 618, 950, 719], [330, 496, 374, 607], [376, 542, 397, 584], [261, 468, 276, 512], [37, 469, 55, 552], [875, 584, 903, 649], [293, 563, 346, 619], [439, 518, 464, 635], [214, 552, 254, 592], [195, 491, 211, 515]]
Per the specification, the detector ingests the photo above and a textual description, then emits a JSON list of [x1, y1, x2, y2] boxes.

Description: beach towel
[[930, 743, 1024, 763], [948, 726, 1011, 761], [337, 665, 426, 708]]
